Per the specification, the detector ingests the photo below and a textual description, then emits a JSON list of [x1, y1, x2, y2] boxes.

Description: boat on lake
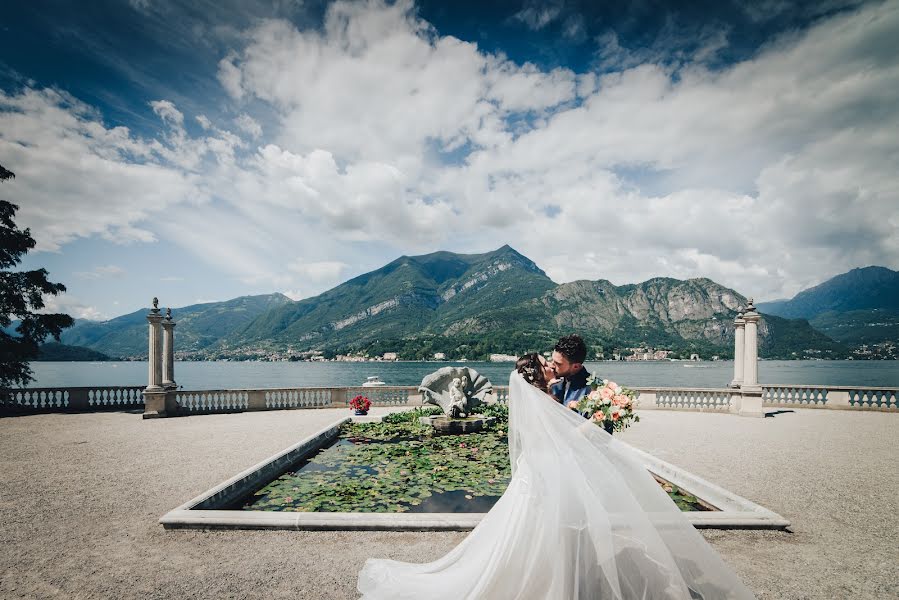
[[362, 376, 386, 387]]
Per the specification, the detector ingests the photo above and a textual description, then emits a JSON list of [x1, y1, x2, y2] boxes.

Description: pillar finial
[[165, 307, 172, 321], [150, 297, 160, 315]]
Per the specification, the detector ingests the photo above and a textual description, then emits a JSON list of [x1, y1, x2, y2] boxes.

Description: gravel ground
[[0, 406, 896, 599]]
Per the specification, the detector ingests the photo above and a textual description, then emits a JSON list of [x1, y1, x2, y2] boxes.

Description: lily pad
[[241, 407, 701, 513]]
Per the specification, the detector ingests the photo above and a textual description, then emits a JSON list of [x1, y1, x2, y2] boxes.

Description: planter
[[354, 409, 368, 416]]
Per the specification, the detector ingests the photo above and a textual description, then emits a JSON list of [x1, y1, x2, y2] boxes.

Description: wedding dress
[[358, 371, 756, 599]]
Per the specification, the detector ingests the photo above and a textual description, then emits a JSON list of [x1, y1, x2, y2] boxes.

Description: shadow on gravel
[[764, 410, 796, 418], [0, 408, 145, 418]]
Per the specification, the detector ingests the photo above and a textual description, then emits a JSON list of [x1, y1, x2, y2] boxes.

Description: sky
[[1, 0, 897, 321]]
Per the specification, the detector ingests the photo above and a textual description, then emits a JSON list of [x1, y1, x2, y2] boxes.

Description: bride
[[358, 353, 756, 599]]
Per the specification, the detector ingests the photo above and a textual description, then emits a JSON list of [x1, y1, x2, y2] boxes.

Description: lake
[[25, 360, 899, 390]]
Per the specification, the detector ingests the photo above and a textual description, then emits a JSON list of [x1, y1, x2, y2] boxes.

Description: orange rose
[[593, 410, 604, 421], [611, 411, 620, 421], [613, 394, 628, 406], [605, 381, 618, 390], [600, 386, 614, 401]]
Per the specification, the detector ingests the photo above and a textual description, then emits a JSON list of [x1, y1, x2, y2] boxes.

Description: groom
[[549, 334, 591, 413]]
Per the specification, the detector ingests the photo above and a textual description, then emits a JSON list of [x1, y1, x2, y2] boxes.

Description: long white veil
[[358, 371, 756, 599]]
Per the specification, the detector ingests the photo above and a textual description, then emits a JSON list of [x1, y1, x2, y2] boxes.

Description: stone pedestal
[[739, 388, 765, 418], [143, 390, 168, 419], [420, 415, 495, 434]]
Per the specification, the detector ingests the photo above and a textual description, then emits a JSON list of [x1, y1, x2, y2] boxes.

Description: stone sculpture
[[419, 367, 492, 418]]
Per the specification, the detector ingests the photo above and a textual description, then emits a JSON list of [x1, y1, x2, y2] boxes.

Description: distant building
[[489, 353, 518, 362], [690, 353, 700, 361], [433, 352, 446, 360], [336, 354, 367, 362], [382, 352, 398, 361]]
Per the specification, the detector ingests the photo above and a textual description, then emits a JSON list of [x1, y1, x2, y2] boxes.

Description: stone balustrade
[[2, 383, 895, 416], [491, 385, 898, 412], [0, 386, 146, 412], [634, 388, 737, 412]]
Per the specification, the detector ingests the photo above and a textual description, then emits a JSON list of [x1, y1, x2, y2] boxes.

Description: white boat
[[362, 376, 386, 387]]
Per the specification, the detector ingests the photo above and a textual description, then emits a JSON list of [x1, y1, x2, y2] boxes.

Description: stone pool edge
[[160, 416, 790, 531], [624, 443, 790, 529]]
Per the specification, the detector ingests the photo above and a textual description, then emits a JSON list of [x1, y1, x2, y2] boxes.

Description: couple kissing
[[517, 333, 592, 413]]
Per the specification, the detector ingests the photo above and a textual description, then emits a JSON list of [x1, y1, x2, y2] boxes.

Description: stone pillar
[[162, 308, 177, 390], [730, 309, 745, 388], [143, 297, 167, 419], [146, 298, 164, 391], [739, 299, 764, 417]]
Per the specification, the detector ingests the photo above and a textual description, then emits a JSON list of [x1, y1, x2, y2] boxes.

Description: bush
[[479, 402, 508, 425], [381, 405, 442, 424]]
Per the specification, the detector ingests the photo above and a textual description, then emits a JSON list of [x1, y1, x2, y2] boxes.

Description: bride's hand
[[567, 400, 579, 410]]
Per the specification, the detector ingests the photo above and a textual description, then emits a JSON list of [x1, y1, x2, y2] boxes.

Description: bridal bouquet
[[576, 376, 639, 433]]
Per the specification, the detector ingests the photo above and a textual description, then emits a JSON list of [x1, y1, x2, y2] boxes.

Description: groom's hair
[[554, 334, 587, 364]]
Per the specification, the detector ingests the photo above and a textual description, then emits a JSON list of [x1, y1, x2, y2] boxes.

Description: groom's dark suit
[[550, 366, 591, 411]]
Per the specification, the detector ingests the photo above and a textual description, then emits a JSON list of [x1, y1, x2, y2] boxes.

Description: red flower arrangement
[[349, 395, 371, 412]]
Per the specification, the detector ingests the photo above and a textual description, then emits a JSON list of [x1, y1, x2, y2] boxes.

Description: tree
[[1, 164, 74, 388]]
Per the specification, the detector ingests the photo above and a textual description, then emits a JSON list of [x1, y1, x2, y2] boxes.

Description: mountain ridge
[[757, 266, 898, 355], [757, 266, 899, 319], [54, 246, 858, 360]]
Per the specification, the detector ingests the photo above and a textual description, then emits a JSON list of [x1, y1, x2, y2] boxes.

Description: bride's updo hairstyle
[[516, 353, 548, 392]]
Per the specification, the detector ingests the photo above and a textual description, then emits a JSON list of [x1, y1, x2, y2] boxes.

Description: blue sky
[[1, 0, 897, 320]]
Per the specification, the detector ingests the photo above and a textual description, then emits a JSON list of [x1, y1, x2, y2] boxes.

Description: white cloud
[[196, 115, 213, 130], [129, 0, 151, 12], [4, 0, 898, 311], [149, 99, 184, 127], [0, 89, 206, 251], [513, 1, 563, 31], [217, 53, 245, 100], [234, 113, 262, 138], [74, 265, 127, 280], [287, 259, 347, 281], [40, 293, 108, 321]]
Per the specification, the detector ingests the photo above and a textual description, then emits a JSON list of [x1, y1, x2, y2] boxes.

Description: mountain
[[222, 247, 836, 360], [805, 309, 899, 346], [36, 343, 111, 361], [757, 267, 899, 353], [62, 247, 845, 360], [757, 266, 899, 319], [231, 245, 556, 349], [59, 294, 292, 358]]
